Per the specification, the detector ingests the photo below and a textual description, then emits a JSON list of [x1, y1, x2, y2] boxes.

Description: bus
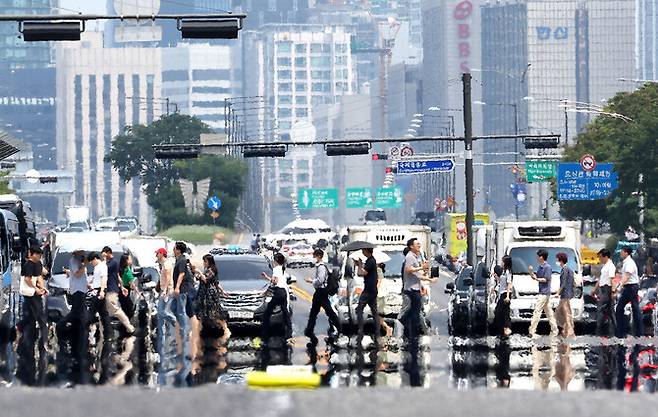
[[0, 209, 22, 342]]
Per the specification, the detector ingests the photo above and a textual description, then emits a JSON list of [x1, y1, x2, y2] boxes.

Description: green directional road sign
[[375, 186, 403, 209], [526, 160, 557, 182], [298, 188, 339, 209], [345, 187, 373, 209]]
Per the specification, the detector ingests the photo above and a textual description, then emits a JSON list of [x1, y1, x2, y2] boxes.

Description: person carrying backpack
[[304, 248, 342, 342]]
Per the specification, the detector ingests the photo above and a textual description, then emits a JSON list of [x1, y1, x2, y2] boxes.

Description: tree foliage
[[559, 83, 658, 236], [105, 114, 247, 230]]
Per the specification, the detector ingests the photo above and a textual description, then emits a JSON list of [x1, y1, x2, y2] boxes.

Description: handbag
[[19, 276, 36, 297]]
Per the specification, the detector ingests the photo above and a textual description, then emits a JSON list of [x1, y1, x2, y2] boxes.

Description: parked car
[[214, 252, 292, 333], [446, 266, 474, 336]]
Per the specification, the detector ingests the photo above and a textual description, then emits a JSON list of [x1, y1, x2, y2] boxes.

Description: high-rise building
[[162, 43, 238, 131], [0, 1, 60, 217], [56, 32, 160, 229], [480, 0, 636, 219], [231, 0, 310, 30], [421, 0, 484, 220], [637, 0, 658, 80], [0, 0, 56, 70], [242, 24, 356, 231]]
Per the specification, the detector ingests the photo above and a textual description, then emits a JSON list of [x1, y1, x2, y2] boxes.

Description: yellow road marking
[[291, 285, 313, 302]]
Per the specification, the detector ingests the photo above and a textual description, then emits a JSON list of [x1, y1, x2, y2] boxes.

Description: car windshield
[[280, 227, 317, 234], [116, 221, 135, 231], [509, 247, 579, 275], [216, 257, 272, 280], [382, 251, 405, 278], [52, 252, 92, 274], [365, 211, 386, 222], [456, 268, 473, 291]]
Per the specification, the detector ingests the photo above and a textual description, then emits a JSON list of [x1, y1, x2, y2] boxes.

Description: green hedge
[[160, 225, 234, 245]]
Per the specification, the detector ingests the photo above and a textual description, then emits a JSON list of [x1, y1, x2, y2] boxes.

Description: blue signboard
[[207, 195, 222, 210], [396, 159, 455, 175], [557, 163, 619, 201]]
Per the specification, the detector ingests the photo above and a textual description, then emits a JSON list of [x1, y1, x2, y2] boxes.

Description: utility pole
[[512, 103, 519, 221], [564, 98, 568, 146], [463, 73, 475, 266]]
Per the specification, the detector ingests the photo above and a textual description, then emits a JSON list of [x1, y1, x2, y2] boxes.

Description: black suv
[[446, 266, 474, 336], [214, 253, 292, 333]]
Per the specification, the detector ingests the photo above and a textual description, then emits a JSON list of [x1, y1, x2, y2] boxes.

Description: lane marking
[[290, 285, 313, 302]]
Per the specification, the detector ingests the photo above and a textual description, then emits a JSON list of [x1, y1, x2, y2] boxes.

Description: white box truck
[[336, 225, 433, 327], [476, 221, 585, 326]]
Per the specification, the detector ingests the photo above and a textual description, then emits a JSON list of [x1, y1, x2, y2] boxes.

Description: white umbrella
[[349, 248, 391, 265]]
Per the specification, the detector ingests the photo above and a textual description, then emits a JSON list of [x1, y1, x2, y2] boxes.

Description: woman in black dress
[[196, 254, 230, 340]]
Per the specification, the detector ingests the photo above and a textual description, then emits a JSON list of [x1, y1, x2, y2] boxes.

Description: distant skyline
[[59, 0, 105, 14]]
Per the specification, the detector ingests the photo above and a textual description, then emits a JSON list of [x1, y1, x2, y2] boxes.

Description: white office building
[[243, 24, 357, 230], [55, 32, 160, 229], [161, 43, 237, 131]]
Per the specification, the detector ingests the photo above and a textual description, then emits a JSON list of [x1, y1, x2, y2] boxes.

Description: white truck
[[476, 221, 585, 326], [335, 225, 433, 328], [65, 206, 91, 230]]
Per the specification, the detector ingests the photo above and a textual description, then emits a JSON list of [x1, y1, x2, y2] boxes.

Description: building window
[[335, 69, 348, 79], [298, 160, 309, 169], [311, 56, 331, 67], [295, 44, 307, 53], [279, 95, 292, 104], [295, 96, 307, 104], [335, 82, 349, 92], [278, 82, 292, 92], [310, 43, 322, 53], [278, 108, 292, 118], [311, 70, 331, 80], [278, 70, 292, 79], [296, 108, 308, 117], [278, 121, 291, 130], [295, 82, 307, 92], [192, 69, 230, 80], [277, 57, 291, 67], [311, 82, 331, 92], [192, 86, 230, 94], [294, 57, 306, 66], [335, 44, 348, 53], [335, 56, 348, 66], [277, 41, 292, 53], [295, 70, 307, 79], [163, 70, 188, 82]]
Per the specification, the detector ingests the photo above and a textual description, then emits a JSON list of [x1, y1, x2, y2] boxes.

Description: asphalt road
[[2, 384, 658, 417]]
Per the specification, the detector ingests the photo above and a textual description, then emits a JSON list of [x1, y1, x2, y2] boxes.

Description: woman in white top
[[493, 255, 513, 337], [261, 252, 293, 342]]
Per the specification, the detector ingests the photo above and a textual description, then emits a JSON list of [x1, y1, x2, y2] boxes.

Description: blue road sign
[[557, 162, 618, 200], [207, 195, 222, 210], [396, 159, 454, 175]]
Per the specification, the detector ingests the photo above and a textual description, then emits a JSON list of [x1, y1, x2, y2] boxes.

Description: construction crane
[[351, 15, 401, 137]]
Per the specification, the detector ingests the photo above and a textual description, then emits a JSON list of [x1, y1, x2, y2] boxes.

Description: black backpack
[[324, 264, 340, 296]]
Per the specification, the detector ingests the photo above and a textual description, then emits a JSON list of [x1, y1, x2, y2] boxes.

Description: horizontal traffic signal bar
[[372, 153, 388, 160], [153, 144, 201, 159], [523, 137, 560, 149], [325, 142, 370, 156], [243, 144, 286, 158]]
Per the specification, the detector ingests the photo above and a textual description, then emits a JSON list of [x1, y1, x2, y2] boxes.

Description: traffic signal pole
[[463, 73, 475, 267]]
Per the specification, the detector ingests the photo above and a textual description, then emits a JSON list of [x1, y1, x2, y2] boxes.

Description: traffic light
[[372, 153, 388, 161], [325, 142, 370, 156], [386, 166, 398, 174], [153, 144, 201, 159], [20, 21, 83, 41], [39, 176, 58, 183], [523, 137, 559, 149], [242, 144, 286, 158], [178, 19, 241, 39]]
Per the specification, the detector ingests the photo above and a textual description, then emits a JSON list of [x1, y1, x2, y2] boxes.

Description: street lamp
[[470, 64, 531, 82]]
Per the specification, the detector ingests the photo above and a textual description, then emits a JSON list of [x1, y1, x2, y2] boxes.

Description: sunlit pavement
[[4, 266, 658, 396]]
